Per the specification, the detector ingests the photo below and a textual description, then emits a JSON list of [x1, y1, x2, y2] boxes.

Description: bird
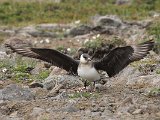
[[5, 40, 154, 89]]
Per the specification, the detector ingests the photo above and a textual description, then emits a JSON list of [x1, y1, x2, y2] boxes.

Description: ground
[[0, 0, 160, 120]]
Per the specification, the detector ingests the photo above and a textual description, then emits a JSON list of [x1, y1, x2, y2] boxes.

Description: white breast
[[77, 65, 100, 82]]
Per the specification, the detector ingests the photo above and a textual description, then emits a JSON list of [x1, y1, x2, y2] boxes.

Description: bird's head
[[80, 54, 91, 64]]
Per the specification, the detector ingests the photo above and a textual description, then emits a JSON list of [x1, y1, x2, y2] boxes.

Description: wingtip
[[4, 44, 17, 53], [140, 40, 155, 45]]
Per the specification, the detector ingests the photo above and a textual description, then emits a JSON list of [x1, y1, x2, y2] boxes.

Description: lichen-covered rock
[[68, 25, 92, 37], [127, 75, 160, 88], [0, 84, 35, 101], [43, 75, 84, 90]]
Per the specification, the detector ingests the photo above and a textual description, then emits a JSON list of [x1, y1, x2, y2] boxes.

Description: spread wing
[[94, 40, 154, 77], [5, 44, 79, 75]]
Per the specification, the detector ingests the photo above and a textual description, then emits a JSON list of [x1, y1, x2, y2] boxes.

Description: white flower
[[39, 40, 44, 43], [96, 34, 100, 38], [84, 39, 89, 44], [45, 38, 50, 43], [92, 36, 96, 40], [67, 48, 71, 52], [75, 20, 81, 24], [2, 68, 7, 73], [34, 40, 38, 44]]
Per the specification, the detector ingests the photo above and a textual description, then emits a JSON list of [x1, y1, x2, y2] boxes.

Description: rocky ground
[[0, 15, 160, 120]]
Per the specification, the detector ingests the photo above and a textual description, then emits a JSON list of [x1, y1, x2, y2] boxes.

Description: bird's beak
[[88, 58, 91, 61]]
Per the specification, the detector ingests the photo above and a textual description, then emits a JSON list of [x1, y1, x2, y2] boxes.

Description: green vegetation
[[156, 69, 160, 74], [69, 91, 99, 99], [0, 0, 159, 26], [0, 58, 50, 82], [83, 38, 102, 49], [147, 19, 160, 53], [36, 70, 50, 80], [147, 88, 160, 97]]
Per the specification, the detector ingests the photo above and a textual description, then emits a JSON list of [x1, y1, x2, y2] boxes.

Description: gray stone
[[28, 30, 57, 38], [68, 25, 92, 37], [91, 15, 123, 28], [61, 105, 79, 112], [50, 91, 68, 100], [0, 51, 8, 60], [132, 109, 143, 115], [17, 26, 57, 38], [36, 23, 71, 31], [43, 75, 84, 90], [0, 27, 16, 36], [127, 75, 160, 88], [30, 107, 45, 117], [0, 84, 35, 101]]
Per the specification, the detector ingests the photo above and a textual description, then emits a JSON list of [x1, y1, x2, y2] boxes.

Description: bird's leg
[[87, 81, 96, 92], [93, 81, 97, 92], [75, 78, 88, 92], [84, 80, 88, 89]]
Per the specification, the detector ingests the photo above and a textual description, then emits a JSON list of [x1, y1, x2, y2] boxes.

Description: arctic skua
[[5, 40, 154, 87]]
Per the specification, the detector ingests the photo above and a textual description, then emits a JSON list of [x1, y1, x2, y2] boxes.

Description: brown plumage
[[5, 40, 154, 77]]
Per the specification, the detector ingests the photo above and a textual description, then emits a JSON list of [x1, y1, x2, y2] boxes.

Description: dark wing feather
[[94, 40, 154, 77], [5, 44, 79, 74]]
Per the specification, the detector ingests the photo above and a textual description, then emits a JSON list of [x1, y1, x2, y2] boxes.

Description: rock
[[30, 107, 45, 117], [155, 111, 160, 117], [61, 105, 79, 113], [43, 75, 84, 90], [126, 75, 160, 88], [0, 27, 16, 36], [60, 101, 79, 113], [31, 87, 48, 99], [91, 15, 126, 35], [0, 115, 24, 120], [36, 23, 71, 31], [117, 105, 136, 115], [47, 84, 64, 97], [0, 51, 8, 60], [29, 82, 44, 88], [125, 19, 153, 29], [49, 66, 68, 75], [149, 11, 160, 18], [95, 84, 107, 91], [28, 30, 57, 38], [132, 109, 143, 115], [0, 84, 35, 101], [50, 91, 68, 100], [30, 62, 46, 75], [91, 15, 123, 28], [68, 25, 92, 37], [91, 106, 105, 112], [17, 26, 57, 38]]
